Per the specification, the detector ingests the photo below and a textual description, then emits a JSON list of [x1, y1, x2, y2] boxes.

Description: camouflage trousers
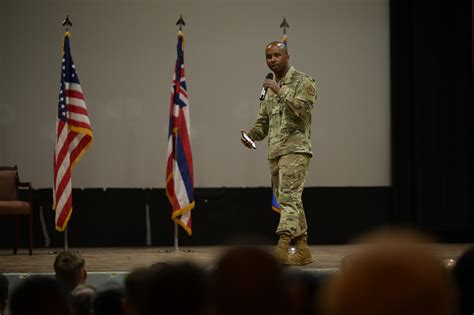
[[269, 153, 311, 238]]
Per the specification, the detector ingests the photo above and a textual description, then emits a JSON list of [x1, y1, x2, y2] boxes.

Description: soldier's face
[[265, 44, 289, 75]]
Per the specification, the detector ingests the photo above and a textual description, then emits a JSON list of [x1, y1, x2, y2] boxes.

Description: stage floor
[[0, 244, 471, 273]]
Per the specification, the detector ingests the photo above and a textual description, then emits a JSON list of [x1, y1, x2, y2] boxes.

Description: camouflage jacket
[[247, 67, 317, 159]]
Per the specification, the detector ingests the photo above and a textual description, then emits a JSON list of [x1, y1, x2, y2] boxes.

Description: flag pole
[[62, 14, 72, 31], [174, 222, 179, 251], [172, 14, 186, 253], [62, 14, 72, 253], [64, 227, 69, 251], [280, 17, 289, 46]]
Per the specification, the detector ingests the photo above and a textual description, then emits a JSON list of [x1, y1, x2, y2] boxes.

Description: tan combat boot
[[273, 234, 291, 265], [289, 234, 313, 265]]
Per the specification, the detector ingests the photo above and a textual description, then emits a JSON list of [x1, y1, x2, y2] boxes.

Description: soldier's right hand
[[240, 129, 254, 149], [241, 138, 253, 148]]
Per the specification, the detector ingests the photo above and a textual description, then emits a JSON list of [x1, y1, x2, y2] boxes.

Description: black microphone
[[259, 73, 274, 101]]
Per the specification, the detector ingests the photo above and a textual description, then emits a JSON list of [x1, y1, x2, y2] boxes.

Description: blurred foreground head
[[324, 228, 458, 315], [144, 261, 212, 315], [214, 246, 289, 315], [9, 275, 72, 315], [452, 247, 474, 315], [0, 273, 8, 315]]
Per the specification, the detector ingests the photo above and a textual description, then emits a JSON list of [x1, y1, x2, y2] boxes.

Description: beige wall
[[0, 0, 390, 188]]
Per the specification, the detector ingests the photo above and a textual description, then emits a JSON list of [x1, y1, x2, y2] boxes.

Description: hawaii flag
[[165, 31, 194, 235], [53, 32, 93, 231]]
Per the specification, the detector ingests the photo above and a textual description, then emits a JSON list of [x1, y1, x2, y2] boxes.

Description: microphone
[[259, 73, 274, 101]]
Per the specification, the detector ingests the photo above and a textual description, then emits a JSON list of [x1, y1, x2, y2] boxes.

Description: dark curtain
[[390, 0, 473, 240]]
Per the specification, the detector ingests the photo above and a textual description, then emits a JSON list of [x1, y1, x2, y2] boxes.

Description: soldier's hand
[[240, 129, 254, 149], [263, 79, 280, 94]]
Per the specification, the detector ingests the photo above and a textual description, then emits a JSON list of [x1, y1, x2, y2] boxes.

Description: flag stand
[[64, 227, 69, 252], [159, 222, 191, 253], [174, 222, 179, 251], [46, 228, 68, 255]]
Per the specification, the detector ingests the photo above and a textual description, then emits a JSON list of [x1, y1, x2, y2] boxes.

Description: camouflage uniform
[[247, 67, 317, 238]]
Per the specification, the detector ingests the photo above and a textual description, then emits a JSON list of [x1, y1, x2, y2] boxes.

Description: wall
[[0, 0, 390, 188]]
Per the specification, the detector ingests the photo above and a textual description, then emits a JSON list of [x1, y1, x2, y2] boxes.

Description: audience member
[[5, 229, 465, 315], [93, 281, 124, 315], [323, 229, 458, 315], [452, 246, 474, 315], [0, 273, 8, 315], [8, 275, 72, 315], [148, 261, 170, 271], [54, 251, 88, 292], [214, 246, 289, 315], [123, 267, 152, 315], [144, 261, 213, 315], [71, 284, 96, 315], [286, 269, 328, 315]]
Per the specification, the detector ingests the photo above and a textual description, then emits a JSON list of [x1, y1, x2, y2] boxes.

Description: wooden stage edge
[[1, 244, 472, 273]]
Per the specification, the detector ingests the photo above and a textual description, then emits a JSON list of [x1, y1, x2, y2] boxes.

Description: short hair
[[54, 251, 85, 291]]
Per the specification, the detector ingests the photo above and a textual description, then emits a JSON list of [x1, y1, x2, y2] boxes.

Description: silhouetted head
[[0, 273, 9, 314], [452, 247, 474, 315], [9, 275, 72, 315], [124, 267, 153, 315], [324, 229, 457, 315], [144, 261, 212, 315], [93, 281, 124, 315], [215, 246, 289, 315]]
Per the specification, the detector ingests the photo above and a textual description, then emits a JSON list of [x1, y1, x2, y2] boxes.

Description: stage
[[1, 244, 470, 273]]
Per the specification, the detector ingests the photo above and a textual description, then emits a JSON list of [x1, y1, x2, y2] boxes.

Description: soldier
[[241, 41, 317, 265]]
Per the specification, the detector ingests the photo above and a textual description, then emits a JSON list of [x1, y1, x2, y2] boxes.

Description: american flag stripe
[[53, 32, 93, 232], [70, 136, 90, 164], [166, 31, 194, 235], [69, 114, 91, 126], [56, 179, 72, 214], [68, 105, 88, 115]]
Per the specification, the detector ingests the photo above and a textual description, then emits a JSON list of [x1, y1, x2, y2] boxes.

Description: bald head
[[266, 41, 288, 55], [265, 41, 290, 79]]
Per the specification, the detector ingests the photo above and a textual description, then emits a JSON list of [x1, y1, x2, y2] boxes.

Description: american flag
[[165, 31, 194, 236], [53, 32, 93, 232]]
